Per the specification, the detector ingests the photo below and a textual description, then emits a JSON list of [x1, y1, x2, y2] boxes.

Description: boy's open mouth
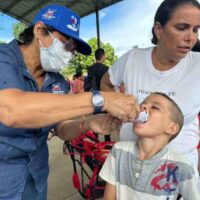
[[134, 111, 148, 125]]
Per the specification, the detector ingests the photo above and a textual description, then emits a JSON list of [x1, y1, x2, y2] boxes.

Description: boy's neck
[[137, 137, 169, 160]]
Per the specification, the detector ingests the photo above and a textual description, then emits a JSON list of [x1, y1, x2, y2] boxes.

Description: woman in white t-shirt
[[101, 0, 200, 170]]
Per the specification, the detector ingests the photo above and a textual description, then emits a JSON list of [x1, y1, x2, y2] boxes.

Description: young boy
[[100, 92, 200, 200]]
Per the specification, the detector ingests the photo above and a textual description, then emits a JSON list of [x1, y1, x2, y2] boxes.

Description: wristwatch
[[91, 90, 104, 114]]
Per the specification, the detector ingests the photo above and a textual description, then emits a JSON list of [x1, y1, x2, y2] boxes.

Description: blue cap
[[32, 4, 92, 55]]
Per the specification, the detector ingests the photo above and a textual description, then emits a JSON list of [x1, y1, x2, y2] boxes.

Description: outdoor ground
[[47, 133, 118, 200], [48, 137, 84, 200]]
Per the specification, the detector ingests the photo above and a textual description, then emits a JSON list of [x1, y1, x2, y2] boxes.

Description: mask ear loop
[[47, 31, 55, 40], [39, 30, 55, 48], [38, 39, 43, 47]]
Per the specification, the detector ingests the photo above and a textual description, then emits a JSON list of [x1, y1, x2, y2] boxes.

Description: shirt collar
[[133, 141, 169, 165]]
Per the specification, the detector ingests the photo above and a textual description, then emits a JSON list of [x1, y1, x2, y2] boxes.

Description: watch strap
[[92, 90, 103, 114]]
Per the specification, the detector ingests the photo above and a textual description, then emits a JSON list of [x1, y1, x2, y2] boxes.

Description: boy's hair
[[154, 92, 184, 141]]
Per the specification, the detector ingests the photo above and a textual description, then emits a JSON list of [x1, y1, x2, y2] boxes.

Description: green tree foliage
[[13, 22, 27, 40], [61, 37, 118, 78], [0, 40, 6, 44]]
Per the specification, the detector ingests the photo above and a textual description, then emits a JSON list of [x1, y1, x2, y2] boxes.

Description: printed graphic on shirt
[[52, 83, 64, 94], [151, 162, 178, 199], [137, 89, 176, 103]]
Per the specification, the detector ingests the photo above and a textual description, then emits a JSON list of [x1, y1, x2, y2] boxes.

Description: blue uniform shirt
[[0, 40, 68, 199]]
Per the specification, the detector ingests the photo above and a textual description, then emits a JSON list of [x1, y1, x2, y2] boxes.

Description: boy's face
[[133, 94, 177, 138]]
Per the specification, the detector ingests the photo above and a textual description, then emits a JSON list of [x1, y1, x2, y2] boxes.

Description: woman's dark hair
[[191, 39, 200, 52], [19, 25, 57, 44], [151, 0, 200, 45]]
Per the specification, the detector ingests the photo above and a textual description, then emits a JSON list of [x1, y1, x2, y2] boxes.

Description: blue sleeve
[[0, 50, 25, 90]]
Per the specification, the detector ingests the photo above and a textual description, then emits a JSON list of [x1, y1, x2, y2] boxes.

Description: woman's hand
[[103, 93, 140, 122], [83, 114, 122, 135]]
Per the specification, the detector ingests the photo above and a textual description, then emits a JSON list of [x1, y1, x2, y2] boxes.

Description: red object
[[64, 131, 115, 199], [73, 173, 81, 190]]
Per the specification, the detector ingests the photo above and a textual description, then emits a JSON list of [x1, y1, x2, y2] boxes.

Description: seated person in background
[[100, 92, 200, 200]]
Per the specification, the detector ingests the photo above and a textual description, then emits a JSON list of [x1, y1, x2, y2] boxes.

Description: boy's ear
[[165, 122, 179, 137]]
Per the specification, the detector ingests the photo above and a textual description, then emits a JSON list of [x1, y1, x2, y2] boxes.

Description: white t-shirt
[[109, 47, 200, 167]]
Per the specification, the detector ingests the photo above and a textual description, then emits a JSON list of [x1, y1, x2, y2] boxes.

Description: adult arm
[[0, 89, 138, 128], [101, 71, 115, 91], [101, 51, 131, 92], [103, 183, 116, 200], [55, 114, 122, 141]]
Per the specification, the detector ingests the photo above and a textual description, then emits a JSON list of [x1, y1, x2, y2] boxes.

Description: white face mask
[[39, 33, 73, 72]]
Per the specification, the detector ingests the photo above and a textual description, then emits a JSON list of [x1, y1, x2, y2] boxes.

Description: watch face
[[92, 94, 104, 107]]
